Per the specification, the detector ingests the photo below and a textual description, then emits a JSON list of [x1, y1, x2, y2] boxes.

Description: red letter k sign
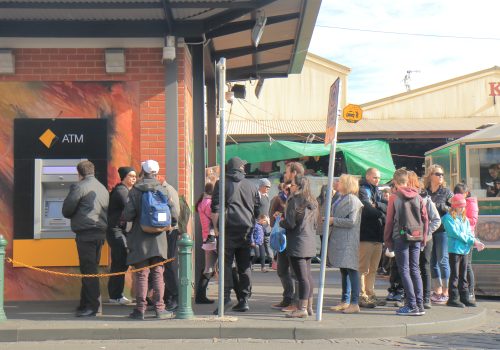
[[489, 82, 500, 96]]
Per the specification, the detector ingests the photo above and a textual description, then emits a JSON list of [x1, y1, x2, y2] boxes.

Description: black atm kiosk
[[13, 118, 108, 267]]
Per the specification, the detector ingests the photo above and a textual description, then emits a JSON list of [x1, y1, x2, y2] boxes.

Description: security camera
[[162, 46, 176, 62]]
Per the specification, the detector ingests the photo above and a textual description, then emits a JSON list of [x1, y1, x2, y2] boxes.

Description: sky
[[309, 0, 500, 104]]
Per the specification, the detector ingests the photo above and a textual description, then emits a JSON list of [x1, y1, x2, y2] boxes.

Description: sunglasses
[[433, 173, 444, 177]]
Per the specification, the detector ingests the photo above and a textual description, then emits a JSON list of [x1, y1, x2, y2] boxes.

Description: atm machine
[[13, 118, 109, 267], [33, 158, 86, 239]]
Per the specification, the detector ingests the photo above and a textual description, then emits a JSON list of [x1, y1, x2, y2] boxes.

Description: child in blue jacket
[[250, 214, 269, 272], [442, 194, 485, 308]]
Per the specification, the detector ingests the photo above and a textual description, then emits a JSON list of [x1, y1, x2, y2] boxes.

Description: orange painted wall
[[0, 47, 194, 300]]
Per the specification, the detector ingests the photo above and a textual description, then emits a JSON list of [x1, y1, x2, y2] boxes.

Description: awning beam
[[214, 39, 294, 60], [205, 12, 299, 39]]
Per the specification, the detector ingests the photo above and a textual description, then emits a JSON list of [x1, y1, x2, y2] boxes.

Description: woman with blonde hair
[[424, 164, 453, 304], [327, 174, 364, 314]]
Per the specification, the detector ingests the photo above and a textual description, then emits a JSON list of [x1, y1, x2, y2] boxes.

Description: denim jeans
[[340, 268, 359, 305], [431, 231, 450, 289], [394, 237, 423, 309]]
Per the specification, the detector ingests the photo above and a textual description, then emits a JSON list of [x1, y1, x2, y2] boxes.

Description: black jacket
[[280, 192, 318, 258], [358, 179, 387, 242], [107, 183, 128, 239], [62, 175, 109, 241], [426, 186, 453, 233], [211, 169, 260, 245]]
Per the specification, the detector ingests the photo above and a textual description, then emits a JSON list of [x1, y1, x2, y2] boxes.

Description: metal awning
[[220, 117, 500, 141], [0, 0, 322, 81]]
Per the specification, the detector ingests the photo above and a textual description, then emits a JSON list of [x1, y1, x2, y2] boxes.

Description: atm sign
[[38, 128, 84, 149]]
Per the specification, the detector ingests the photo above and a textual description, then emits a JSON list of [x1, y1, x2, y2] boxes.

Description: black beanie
[[118, 166, 135, 181]]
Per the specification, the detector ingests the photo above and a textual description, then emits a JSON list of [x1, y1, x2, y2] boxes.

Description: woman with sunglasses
[[423, 164, 453, 304]]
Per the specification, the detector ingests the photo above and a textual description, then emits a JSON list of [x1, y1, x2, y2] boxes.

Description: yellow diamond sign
[[39, 129, 58, 149]]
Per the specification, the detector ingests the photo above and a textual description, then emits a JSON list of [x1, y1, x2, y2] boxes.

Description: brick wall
[[2, 47, 193, 186]]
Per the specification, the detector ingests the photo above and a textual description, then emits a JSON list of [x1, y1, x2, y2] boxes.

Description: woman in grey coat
[[327, 174, 364, 314], [280, 175, 318, 318]]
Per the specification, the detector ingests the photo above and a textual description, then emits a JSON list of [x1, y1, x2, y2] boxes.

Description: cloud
[[310, 0, 500, 103]]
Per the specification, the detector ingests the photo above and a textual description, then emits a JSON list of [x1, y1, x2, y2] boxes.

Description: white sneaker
[[109, 296, 131, 305]]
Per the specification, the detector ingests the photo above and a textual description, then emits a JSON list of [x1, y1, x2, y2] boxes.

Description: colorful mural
[[0, 81, 139, 300]]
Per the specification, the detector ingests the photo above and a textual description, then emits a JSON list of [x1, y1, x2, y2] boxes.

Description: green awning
[[225, 140, 396, 183]]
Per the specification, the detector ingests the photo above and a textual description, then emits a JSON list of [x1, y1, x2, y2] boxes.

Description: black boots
[[195, 275, 214, 304], [232, 298, 249, 312], [446, 289, 464, 308], [460, 290, 477, 307]]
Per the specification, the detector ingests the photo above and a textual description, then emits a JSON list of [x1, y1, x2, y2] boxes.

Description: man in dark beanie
[[211, 156, 260, 313], [63, 160, 109, 317], [107, 166, 137, 305]]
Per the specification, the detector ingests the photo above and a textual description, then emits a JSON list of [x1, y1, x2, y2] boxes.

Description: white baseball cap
[[141, 160, 160, 174]]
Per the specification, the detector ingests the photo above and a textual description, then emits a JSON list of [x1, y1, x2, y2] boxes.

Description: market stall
[[425, 124, 500, 296]]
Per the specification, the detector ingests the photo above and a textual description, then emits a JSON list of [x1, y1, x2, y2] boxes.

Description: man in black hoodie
[[358, 168, 387, 308], [211, 156, 260, 312]]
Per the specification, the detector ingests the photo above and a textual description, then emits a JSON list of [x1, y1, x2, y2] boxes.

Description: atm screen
[[43, 166, 78, 175], [46, 200, 64, 219]]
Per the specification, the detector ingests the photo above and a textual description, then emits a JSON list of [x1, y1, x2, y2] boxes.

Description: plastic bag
[[270, 216, 286, 253]]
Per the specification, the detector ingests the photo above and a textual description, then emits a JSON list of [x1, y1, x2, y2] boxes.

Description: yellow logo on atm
[[39, 129, 58, 149]]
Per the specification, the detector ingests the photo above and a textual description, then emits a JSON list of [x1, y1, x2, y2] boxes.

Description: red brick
[[78, 61, 95, 67]]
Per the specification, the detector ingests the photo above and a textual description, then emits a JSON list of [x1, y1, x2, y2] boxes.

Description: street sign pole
[[216, 58, 226, 318], [316, 79, 341, 321]]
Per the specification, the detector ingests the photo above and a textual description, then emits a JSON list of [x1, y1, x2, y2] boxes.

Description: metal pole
[[216, 58, 226, 318], [316, 88, 341, 322], [0, 234, 7, 321], [176, 233, 194, 319]]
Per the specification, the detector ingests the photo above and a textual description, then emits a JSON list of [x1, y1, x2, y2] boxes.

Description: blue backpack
[[140, 190, 172, 234], [270, 216, 287, 252]]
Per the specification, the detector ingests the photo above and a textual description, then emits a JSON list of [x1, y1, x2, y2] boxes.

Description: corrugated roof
[[425, 123, 500, 154], [222, 117, 500, 136], [0, 8, 164, 20], [0, 0, 321, 81]]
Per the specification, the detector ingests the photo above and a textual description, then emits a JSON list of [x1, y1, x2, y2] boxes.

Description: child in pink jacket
[[453, 183, 478, 301]]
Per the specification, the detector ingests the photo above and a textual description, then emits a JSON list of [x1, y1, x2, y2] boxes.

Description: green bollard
[[0, 234, 7, 321], [176, 233, 194, 319]]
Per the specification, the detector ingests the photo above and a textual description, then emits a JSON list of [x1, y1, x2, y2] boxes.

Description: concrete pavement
[[0, 267, 494, 342]]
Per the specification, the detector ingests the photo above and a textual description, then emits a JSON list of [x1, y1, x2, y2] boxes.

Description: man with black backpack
[[124, 160, 178, 320], [211, 156, 260, 313], [384, 168, 429, 316]]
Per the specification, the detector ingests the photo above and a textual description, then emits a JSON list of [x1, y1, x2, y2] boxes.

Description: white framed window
[[466, 143, 500, 199]]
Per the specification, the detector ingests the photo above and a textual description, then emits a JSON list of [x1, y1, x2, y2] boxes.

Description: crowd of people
[[61, 157, 486, 320], [196, 158, 487, 318]]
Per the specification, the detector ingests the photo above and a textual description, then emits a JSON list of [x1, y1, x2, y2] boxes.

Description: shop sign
[[489, 82, 500, 96], [342, 104, 363, 123]]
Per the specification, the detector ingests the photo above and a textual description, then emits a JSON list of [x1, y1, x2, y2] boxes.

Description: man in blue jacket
[[358, 168, 387, 308]]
